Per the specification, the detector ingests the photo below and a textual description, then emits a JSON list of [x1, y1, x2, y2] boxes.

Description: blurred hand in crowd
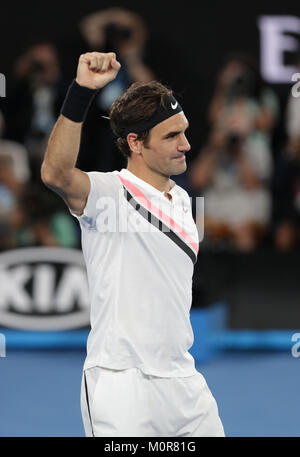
[[215, 59, 247, 92], [14, 43, 60, 87], [79, 7, 154, 82], [80, 7, 147, 55]]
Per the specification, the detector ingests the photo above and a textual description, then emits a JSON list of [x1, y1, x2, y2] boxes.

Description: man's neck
[[126, 163, 174, 193]]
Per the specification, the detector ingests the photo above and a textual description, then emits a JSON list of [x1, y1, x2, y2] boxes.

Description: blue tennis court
[[0, 348, 298, 437]]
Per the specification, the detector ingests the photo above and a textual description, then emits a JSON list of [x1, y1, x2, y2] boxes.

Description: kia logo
[[0, 248, 90, 330]]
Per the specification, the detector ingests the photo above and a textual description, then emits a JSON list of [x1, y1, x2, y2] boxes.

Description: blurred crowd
[[187, 54, 300, 252], [0, 7, 299, 253]]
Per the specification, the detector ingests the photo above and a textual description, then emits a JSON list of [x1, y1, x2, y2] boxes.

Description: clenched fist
[[76, 52, 121, 90]]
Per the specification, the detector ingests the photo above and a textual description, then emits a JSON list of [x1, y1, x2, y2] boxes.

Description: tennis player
[[41, 52, 225, 437]]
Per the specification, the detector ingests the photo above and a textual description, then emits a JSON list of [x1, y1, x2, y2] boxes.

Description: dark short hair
[[109, 80, 173, 158]]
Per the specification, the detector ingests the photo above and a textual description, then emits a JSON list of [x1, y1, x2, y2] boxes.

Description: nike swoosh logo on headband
[[171, 102, 178, 110]]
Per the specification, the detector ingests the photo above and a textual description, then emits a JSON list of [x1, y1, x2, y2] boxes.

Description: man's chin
[[170, 161, 187, 175]]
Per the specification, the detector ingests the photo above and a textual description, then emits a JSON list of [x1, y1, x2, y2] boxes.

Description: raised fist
[[75, 51, 121, 89]]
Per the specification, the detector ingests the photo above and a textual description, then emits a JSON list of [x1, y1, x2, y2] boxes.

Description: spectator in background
[[0, 110, 30, 250], [0, 153, 22, 249], [80, 7, 154, 109], [3, 42, 67, 181], [207, 54, 278, 179], [272, 138, 300, 251], [272, 64, 300, 251], [77, 7, 155, 172], [0, 110, 31, 184], [10, 184, 79, 249], [189, 54, 278, 252], [0, 108, 78, 252]]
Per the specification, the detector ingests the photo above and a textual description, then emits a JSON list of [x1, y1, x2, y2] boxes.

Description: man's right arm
[[41, 52, 121, 216], [41, 114, 90, 216]]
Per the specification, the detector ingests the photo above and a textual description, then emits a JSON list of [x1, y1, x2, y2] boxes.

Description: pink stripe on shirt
[[118, 175, 199, 254]]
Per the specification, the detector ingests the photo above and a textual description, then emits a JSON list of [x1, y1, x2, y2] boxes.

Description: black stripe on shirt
[[84, 372, 95, 437], [124, 187, 197, 265]]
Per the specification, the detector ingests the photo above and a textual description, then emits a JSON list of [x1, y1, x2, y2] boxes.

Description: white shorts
[[81, 366, 225, 437]]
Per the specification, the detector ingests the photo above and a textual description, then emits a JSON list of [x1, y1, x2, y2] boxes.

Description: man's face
[[140, 112, 191, 177]]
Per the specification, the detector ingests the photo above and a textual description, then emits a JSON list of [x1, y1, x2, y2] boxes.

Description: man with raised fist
[[41, 52, 224, 437]]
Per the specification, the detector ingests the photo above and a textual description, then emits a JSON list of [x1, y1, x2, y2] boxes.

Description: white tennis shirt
[[71, 168, 199, 377]]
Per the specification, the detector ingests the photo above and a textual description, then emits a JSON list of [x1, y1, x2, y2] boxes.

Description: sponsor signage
[[0, 248, 90, 330]]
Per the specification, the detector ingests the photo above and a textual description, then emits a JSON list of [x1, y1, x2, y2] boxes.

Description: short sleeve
[[69, 171, 121, 230]]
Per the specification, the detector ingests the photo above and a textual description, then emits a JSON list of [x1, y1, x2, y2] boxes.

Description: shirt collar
[[119, 168, 177, 198]]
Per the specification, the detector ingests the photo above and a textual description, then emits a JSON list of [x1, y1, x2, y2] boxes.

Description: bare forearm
[[41, 115, 82, 185]]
